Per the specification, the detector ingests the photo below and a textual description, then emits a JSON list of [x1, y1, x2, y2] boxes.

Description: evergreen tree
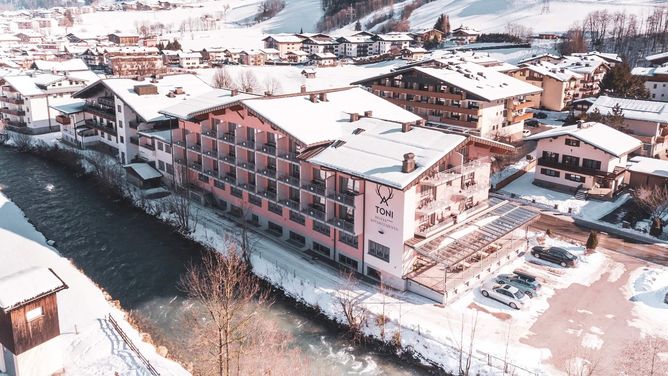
[[607, 103, 625, 129], [586, 231, 599, 250], [585, 107, 605, 123], [433, 14, 451, 34], [300, 27, 303, 34], [600, 63, 650, 99], [650, 217, 663, 237], [171, 38, 182, 51], [354, 20, 362, 31]]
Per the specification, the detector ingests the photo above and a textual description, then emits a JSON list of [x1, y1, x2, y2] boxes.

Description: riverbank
[[0, 190, 189, 375]]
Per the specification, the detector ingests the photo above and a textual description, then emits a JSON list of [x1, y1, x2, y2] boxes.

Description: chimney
[[319, 92, 328, 101], [402, 153, 416, 173], [349, 113, 360, 122], [364, 110, 373, 117], [231, 88, 238, 96], [416, 119, 426, 127], [309, 93, 318, 103], [401, 122, 412, 133], [577, 119, 585, 128], [173, 86, 184, 95], [264, 91, 271, 96], [300, 84, 306, 93]]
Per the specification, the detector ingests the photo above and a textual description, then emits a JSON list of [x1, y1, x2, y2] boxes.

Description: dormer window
[[565, 139, 580, 147]]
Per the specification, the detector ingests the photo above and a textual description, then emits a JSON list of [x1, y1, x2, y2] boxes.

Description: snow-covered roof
[[159, 88, 257, 120], [587, 96, 668, 124], [557, 56, 608, 74], [2, 74, 58, 96], [263, 34, 303, 43], [0, 267, 67, 312], [75, 74, 213, 123], [137, 128, 173, 142], [178, 51, 201, 58], [374, 33, 413, 42], [646, 51, 668, 63], [571, 51, 622, 63], [312, 52, 337, 59], [32, 58, 88, 72], [50, 100, 85, 115], [520, 61, 582, 81], [627, 156, 668, 178], [362, 63, 542, 101], [517, 53, 561, 65], [309, 117, 466, 189], [632, 66, 668, 78], [242, 87, 422, 146], [525, 122, 641, 157], [124, 163, 162, 180]]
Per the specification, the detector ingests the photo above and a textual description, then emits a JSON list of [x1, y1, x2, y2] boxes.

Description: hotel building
[[161, 87, 538, 301]]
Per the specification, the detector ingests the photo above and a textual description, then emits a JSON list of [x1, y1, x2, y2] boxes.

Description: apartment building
[[201, 47, 227, 66], [178, 51, 202, 69], [31, 58, 89, 74], [159, 86, 530, 299], [509, 61, 582, 111], [109, 54, 165, 77], [239, 50, 266, 66], [0, 71, 95, 133], [352, 62, 542, 141], [556, 55, 609, 98], [108, 33, 140, 46], [54, 74, 212, 164], [526, 121, 641, 199], [301, 35, 337, 55], [262, 34, 303, 59], [370, 33, 413, 55], [451, 26, 479, 44], [587, 96, 668, 158], [80, 46, 161, 73], [632, 66, 668, 102], [335, 35, 373, 58]]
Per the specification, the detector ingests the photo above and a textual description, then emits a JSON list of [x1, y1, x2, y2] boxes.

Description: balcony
[[328, 190, 359, 206], [257, 143, 277, 155], [278, 174, 300, 187], [328, 217, 355, 233], [202, 149, 217, 158], [83, 102, 115, 121], [204, 169, 219, 178], [4, 119, 26, 127], [97, 96, 115, 107], [202, 129, 217, 138], [238, 182, 256, 192], [238, 161, 255, 171], [187, 143, 201, 152], [302, 180, 326, 196], [537, 157, 606, 177], [371, 84, 463, 101], [129, 121, 139, 129], [0, 107, 25, 116], [257, 167, 277, 178], [84, 119, 116, 136], [0, 96, 24, 105], [416, 198, 452, 215], [237, 139, 255, 149], [302, 204, 326, 221], [139, 142, 154, 150], [220, 154, 236, 164], [223, 173, 236, 184], [421, 157, 491, 187], [258, 189, 277, 201], [190, 163, 203, 171], [511, 112, 533, 123], [219, 132, 235, 143], [130, 136, 139, 145], [55, 114, 70, 125], [279, 198, 300, 210], [277, 151, 299, 162]]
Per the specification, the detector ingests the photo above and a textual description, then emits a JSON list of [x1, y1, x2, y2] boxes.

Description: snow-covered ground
[[491, 154, 534, 188], [499, 169, 630, 220], [0, 191, 188, 375], [624, 265, 668, 338]]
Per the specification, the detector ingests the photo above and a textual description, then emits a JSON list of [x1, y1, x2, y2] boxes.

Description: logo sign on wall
[[372, 184, 399, 234]]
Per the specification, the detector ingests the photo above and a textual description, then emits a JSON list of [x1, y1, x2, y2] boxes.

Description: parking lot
[[443, 230, 668, 375]]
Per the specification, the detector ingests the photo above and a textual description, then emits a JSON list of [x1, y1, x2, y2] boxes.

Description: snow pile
[[0, 192, 188, 376], [625, 266, 668, 338], [490, 155, 533, 187]]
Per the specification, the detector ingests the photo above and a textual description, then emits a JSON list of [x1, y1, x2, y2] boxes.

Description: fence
[[476, 350, 541, 376], [493, 159, 537, 190], [107, 314, 160, 376]]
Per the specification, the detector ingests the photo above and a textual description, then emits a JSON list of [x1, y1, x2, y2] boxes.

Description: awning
[[124, 163, 162, 181], [50, 100, 85, 115]]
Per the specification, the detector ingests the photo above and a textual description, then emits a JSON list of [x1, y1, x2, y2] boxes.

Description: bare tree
[[336, 271, 368, 344], [238, 70, 260, 94], [263, 76, 282, 95], [212, 67, 237, 89], [617, 336, 668, 376], [633, 185, 668, 221], [456, 311, 479, 376], [84, 152, 129, 197], [10, 132, 32, 152], [563, 344, 601, 376]]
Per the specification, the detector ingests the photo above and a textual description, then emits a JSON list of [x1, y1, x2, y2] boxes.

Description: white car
[[480, 281, 530, 310]]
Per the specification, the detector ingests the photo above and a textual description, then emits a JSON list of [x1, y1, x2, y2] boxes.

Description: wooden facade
[[0, 293, 61, 355]]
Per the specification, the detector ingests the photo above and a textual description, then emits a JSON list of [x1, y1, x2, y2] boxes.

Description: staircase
[[574, 185, 587, 200]]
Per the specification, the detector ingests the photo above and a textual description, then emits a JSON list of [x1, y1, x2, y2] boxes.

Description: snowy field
[[624, 265, 668, 338], [499, 169, 630, 220], [0, 191, 188, 375]]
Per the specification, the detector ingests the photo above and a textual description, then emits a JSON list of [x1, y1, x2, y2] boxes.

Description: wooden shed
[[0, 267, 67, 357]]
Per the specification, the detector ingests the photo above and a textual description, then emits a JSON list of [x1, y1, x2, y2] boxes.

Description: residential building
[[335, 35, 373, 58], [645, 51, 668, 67], [14, 31, 43, 44], [587, 96, 668, 158], [223, 48, 243, 64], [509, 61, 582, 111], [53, 74, 213, 165], [310, 52, 337, 67], [239, 50, 266, 66], [160, 86, 529, 301], [370, 33, 413, 55], [401, 47, 428, 61], [178, 51, 202, 69], [517, 53, 562, 66], [30, 58, 89, 74], [262, 34, 303, 59], [161, 49, 180, 66], [352, 63, 542, 141], [570, 51, 622, 66], [625, 156, 668, 187], [632, 66, 668, 101], [408, 28, 445, 45], [80, 46, 161, 73], [108, 33, 140, 46], [286, 50, 309, 63], [109, 54, 165, 77], [526, 121, 641, 199], [556, 55, 609, 98], [451, 26, 479, 44], [0, 71, 95, 133], [201, 47, 227, 66], [259, 48, 280, 62], [301, 35, 337, 55]]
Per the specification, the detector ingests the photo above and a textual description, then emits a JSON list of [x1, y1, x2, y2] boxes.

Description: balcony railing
[[219, 132, 235, 143], [190, 163, 203, 171], [302, 180, 326, 196], [55, 114, 70, 125], [204, 169, 219, 178], [277, 151, 299, 162], [202, 129, 217, 138], [4, 119, 26, 127], [0, 96, 24, 105], [238, 161, 255, 171], [238, 183, 256, 192], [420, 157, 491, 187], [223, 173, 236, 184], [257, 168, 277, 178], [139, 142, 154, 150], [0, 107, 25, 116], [258, 189, 277, 201], [537, 157, 607, 177], [328, 190, 359, 206], [83, 102, 115, 121], [221, 154, 236, 164], [237, 139, 255, 149], [202, 149, 217, 157], [278, 174, 301, 187], [302, 204, 326, 221], [279, 198, 300, 210], [84, 119, 116, 136], [174, 140, 186, 147], [257, 143, 277, 155], [328, 217, 355, 233], [188, 143, 201, 152]]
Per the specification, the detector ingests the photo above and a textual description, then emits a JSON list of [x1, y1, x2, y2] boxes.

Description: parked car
[[531, 246, 578, 267], [480, 281, 530, 310], [495, 272, 541, 298], [525, 119, 540, 127]]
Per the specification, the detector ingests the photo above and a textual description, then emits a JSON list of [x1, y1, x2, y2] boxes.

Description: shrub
[[585, 230, 599, 250]]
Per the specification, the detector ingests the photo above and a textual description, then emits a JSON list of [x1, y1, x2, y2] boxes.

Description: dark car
[[525, 119, 540, 127], [496, 271, 541, 298], [531, 246, 578, 267]]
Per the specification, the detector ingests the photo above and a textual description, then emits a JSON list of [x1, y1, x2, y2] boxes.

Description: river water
[[0, 147, 434, 375]]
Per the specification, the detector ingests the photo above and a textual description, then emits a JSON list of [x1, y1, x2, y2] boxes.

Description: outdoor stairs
[[574, 188, 587, 200]]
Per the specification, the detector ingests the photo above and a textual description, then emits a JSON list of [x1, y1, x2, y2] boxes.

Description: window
[[198, 174, 209, 183], [540, 168, 560, 177], [313, 221, 330, 236], [268, 202, 283, 215], [565, 173, 585, 183], [231, 187, 243, 198], [565, 138, 580, 147], [338, 254, 358, 269], [118, 120, 123, 128], [166, 163, 173, 175], [368, 240, 390, 262], [157, 142, 164, 151], [214, 179, 225, 189], [268, 222, 283, 236], [119, 136, 124, 144], [249, 194, 262, 207], [313, 242, 330, 257], [366, 266, 381, 280], [289, 231, 306, 246], [582, 158, 601, 171], [562, 155, 580, 166], [164, 144, 171, 154], [158, 160, 165, 171], [26, 306, 43, 321], [289, 210, 305, 225], [339, 232, 358, 248]]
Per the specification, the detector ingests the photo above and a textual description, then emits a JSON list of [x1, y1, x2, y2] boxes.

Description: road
[[531, 212, 668, 265]]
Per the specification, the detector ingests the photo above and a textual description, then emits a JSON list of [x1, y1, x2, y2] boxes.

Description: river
[[0, 146, 435, 375]]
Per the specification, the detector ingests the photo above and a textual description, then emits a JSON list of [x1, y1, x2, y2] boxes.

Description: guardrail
[[107, 314, 160, 376]]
